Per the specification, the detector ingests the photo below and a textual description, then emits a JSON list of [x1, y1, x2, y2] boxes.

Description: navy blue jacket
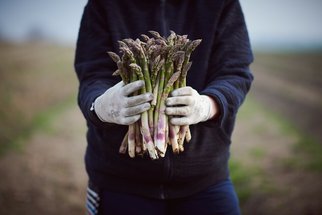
[[75, 0, 253, 199]]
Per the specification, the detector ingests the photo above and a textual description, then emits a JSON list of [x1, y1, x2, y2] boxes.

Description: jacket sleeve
[[200, 0, 254, 130], [74, 0, 119, 128]]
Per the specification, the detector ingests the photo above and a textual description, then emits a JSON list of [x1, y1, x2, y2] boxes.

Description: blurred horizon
[[0, 0, 322, 51]]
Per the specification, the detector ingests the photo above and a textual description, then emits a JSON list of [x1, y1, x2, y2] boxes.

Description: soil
[[0, 107, 87, 215], [232, 53, 322, 214], [0, 52, 321, 214], [232, 104, 322, 214], [250, 53, 322, 144]]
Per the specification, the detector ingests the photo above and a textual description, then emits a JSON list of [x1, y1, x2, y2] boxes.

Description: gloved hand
[[165, 86, 218, 125], [94, 80, 153, 125]]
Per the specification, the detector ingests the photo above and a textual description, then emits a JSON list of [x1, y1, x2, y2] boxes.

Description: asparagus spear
[[127, 70, 138, 158], [155, 71, 181, 155], [169, 51, 185, 153], [135, 122, 143, 155], [177, 39, 202, 149], [119, 132, 128, 154], [129, 63, 158, 159], [154, 64, 166, 147]]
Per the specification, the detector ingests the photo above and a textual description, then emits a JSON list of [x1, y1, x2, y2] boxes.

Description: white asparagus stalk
[[119, 132, 128, 154]]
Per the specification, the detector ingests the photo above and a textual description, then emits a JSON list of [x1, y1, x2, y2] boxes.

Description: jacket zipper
[[160, 0, 167, 36]]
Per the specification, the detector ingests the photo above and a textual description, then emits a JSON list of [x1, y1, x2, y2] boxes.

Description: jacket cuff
[[81, 88, 115, 129], [200, 89, 227, 128]]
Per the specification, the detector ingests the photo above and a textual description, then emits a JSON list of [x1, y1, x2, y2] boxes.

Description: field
[[0, 42, 321, 214]]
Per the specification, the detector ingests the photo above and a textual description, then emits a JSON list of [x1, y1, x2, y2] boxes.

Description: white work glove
[[93, 80, 153, 125], [165, 86, 217, 125]]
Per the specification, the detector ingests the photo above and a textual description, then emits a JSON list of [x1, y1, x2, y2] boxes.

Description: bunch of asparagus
[[107, 31, 201, 159]]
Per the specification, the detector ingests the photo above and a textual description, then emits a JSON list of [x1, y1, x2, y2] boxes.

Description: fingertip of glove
[[170, 89, 177, 97], [145, 102, 151, 109], [138, 80, 145, 86], [148, 93, 154, 100]]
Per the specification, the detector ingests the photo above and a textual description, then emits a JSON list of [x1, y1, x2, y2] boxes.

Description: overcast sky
[[0, 0, 321, 50], [241, 0, 322, 50]]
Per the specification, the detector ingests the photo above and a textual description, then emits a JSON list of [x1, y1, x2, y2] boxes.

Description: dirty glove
[[93, 80, 153, 125], [165, 86, 218, 125]]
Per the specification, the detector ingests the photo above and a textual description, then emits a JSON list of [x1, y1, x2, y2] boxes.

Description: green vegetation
[[230, 96, 322, 211], [0, 42, 77, 155], [288, 136, 322, 172], [5, 97, 75, 155], [229, 160, 254, 204], [249, 147, 266, 158], [262, 105, 322, 172]]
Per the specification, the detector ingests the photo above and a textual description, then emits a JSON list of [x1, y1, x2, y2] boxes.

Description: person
[[74, 0, 253, 214]]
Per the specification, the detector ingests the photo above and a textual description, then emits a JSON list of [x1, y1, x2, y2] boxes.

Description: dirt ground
[[232, 100, 322, 214], [1, 99, 321, 214], [0, 51, 321, 214], [0, 107, 87, 215], [234, 53, 322, 214], [250, 53, 322, 144]]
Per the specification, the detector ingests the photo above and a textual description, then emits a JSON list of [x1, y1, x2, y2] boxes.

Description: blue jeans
[[87, 179, 241, 215]]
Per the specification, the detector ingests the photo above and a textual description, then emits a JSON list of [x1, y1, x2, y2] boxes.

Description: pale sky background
[[0, 0, 321, 51]]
